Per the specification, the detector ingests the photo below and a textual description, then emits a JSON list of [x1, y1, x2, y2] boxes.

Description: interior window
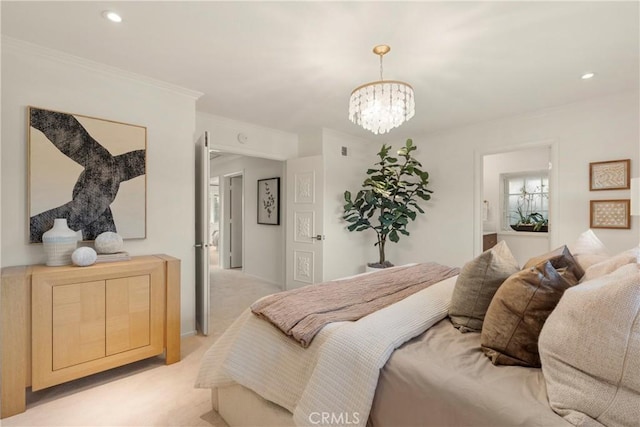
[[502, 172, 549, 231]]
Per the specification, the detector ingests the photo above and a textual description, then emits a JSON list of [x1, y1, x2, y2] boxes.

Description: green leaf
[[389, 230, 399, 242], [364, 191, 374, 204]]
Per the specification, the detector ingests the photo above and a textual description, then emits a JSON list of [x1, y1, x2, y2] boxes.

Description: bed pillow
[[539, 263, 640, 426], [480, 246, 581, 367], [580, 250, 637, 282], [523, 245, 584, 281], [624, 244, 640, 262], [449, 241, 519, 333], [568, 229, 610, 270]]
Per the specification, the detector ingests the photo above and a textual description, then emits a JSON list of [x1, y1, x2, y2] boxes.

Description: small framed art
[[590, 199, 630, 229], [257, 177, 280, 225], [589, 159, 630, 191]]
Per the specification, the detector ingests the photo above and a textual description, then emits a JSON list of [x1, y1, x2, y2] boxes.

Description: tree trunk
[[378, 238, 386, 264]]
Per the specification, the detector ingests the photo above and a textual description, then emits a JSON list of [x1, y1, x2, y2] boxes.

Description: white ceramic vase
[[42, 218, 78, 266]]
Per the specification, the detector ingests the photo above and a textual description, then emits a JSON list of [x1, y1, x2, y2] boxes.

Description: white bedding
[[195, 275, 458, 427]]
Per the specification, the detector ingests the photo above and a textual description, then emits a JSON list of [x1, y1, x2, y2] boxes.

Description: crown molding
[[196, 110, 298, 141], [2, 36, 203, 100]]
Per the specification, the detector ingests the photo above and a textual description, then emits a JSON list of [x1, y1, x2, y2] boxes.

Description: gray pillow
[[539, 263, 640, 426], [449, 241, 519, 333], [523, 245, 584, 281]]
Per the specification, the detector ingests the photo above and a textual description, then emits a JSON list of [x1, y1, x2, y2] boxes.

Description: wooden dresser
[[0, 254, 181, 419], [482, 233, 498, 251]]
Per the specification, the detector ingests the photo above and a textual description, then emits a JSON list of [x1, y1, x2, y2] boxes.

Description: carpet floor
[[2, 267, 282, 427]]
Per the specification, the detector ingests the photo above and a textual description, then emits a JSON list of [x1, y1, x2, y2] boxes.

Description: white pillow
[[580, 251, 637, 282], [568, 229, 610, 270], [539, 263, 640, 426], [623, 244, 640, 263]]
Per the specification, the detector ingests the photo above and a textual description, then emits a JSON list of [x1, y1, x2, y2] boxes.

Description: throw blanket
[[251, 262, 459, 347], [195, 268, 460, 427]]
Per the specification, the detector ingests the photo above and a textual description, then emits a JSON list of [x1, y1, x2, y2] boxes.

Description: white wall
[[210, 155, 285, 286], [1, 38, 200, 335], [321, 129, 378, 280], [196, 111, 298, 161], [386, 92, 639, 268]]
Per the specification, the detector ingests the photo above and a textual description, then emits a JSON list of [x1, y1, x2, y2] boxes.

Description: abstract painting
[[29, 107, 147, 242], [257, 177, 280, 225]]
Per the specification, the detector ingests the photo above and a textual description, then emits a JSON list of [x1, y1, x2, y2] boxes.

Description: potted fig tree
[[343, 139, 433, 269]]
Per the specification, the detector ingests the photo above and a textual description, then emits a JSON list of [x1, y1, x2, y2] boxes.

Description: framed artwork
[[257, 177, 280, 225], [28, 106, 147, 243], [590, 199, 630, 229], [589, 159, 630, 191]]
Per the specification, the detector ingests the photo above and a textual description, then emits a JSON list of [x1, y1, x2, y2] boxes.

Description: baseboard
[[181, 330, 197, 338]]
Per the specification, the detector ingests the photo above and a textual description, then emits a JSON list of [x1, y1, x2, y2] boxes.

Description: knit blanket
[[251, 262, 460, 347], [195, 267, 459, 427]]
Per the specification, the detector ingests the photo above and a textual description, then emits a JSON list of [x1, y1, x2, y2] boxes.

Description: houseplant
[[343, 139, 433, 269], [510, 185, 548, 232]]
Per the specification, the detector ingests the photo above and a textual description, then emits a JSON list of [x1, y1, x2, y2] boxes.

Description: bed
[[195, 236, 640, 427]]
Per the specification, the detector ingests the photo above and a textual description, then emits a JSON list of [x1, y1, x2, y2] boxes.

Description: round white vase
[[42, 218, 78, 266]]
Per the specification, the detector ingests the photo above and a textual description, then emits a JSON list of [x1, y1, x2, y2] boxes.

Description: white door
[[230, 175, 243, 268], [195, 132, 211, 335], [286, 155, 324, 289]]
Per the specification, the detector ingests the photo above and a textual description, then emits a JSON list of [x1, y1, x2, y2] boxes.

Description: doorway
[[228, 174, 243, 269], [208, 152, 286, 333], [477, 142, 558, 265]]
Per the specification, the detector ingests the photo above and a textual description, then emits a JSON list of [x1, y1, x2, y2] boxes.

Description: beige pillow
[[581, 251, 637, 282], [449, 241, 519, 333], [539, 263, 640, 426], [568, 229, 610, 270], [624, 244, 640, 262]]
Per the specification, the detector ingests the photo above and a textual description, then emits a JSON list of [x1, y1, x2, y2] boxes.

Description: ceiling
[[2, 1, 638, 141]]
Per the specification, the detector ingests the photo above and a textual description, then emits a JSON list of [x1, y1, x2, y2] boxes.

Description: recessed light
[[581, 72, 595, 80], [102, 11, 122, 23]]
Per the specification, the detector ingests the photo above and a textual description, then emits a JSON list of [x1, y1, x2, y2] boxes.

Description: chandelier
[[349, 45, 415, 135]]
